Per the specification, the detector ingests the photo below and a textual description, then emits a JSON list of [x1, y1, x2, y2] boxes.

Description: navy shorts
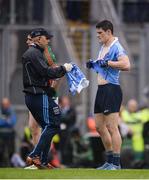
[[94, 83, 122, 115], [25, 93, 61, 129]]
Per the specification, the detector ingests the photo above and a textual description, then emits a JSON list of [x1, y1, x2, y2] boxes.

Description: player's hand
[[64, 63, 73, 72], [98, 59, 109, 68], [86, 61, 93, 69]]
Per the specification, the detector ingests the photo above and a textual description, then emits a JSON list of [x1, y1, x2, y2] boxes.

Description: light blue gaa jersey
[[66, 64, 89, 95], [92, 37, 127, 85]]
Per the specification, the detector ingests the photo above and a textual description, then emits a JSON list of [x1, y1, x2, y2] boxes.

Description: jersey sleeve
[[115, 43, 127, 59]]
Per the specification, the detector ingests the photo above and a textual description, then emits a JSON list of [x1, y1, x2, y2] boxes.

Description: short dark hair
[[96, 20, 113, 34]]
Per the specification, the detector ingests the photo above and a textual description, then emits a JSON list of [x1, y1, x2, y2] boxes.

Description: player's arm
[[108, 55, 131, 71]]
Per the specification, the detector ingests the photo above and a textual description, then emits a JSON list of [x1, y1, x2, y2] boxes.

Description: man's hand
[[98, 59, 109, 68], [64, 63, 73, 72], [86, 61, 93, 69]]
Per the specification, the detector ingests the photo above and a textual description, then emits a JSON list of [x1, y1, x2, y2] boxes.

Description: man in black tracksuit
[[22, 28, 72, 168]]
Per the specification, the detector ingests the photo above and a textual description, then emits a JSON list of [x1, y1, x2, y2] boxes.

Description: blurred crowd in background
[[0, 94, 149, 169]]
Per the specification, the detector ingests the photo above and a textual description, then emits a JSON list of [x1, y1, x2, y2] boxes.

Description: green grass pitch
[[0, 168, 149, 179]]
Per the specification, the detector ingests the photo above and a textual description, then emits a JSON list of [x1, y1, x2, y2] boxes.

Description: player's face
[[26, 35, 33, 46], [96, 28, 110, 44]]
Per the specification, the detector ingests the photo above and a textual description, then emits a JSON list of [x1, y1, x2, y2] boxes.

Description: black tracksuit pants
[[25, 93, 61, 164]]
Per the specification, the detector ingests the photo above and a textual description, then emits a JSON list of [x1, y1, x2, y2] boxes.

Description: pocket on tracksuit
[[48, 97, 61, 126]]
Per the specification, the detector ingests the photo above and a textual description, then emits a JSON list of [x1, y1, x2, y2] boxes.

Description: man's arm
[[108, 55, 131, 71], [30, 50, 67, 79], [47, 66, 67, 79]]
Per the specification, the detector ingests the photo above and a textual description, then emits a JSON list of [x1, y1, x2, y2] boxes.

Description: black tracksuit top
[[22, 44, 66, 95]]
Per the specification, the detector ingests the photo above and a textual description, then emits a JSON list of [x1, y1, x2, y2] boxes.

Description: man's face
[[26, 35, 33, 46], [1, 98, 11, 116], [61, 96, 70, 108], [96, 28, 111, 44], [38, 36, 50, 48], [127, 99, 138, 113]]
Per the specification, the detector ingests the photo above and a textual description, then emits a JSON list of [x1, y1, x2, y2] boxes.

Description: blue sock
[[113, 153, 120, 166], [106, 151, 113, 164]]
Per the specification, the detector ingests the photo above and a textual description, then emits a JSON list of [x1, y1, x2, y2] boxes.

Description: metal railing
[[49, 0, 78, 64]]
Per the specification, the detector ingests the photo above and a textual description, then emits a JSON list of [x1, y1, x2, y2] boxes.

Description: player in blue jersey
[[86, 20, 131, 170]]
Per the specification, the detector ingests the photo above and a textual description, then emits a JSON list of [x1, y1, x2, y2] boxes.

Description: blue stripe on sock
[[113, 153, 120, 166]]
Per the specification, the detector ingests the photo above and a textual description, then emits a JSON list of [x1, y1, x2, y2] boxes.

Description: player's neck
[[104, 36, 115, 47]]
